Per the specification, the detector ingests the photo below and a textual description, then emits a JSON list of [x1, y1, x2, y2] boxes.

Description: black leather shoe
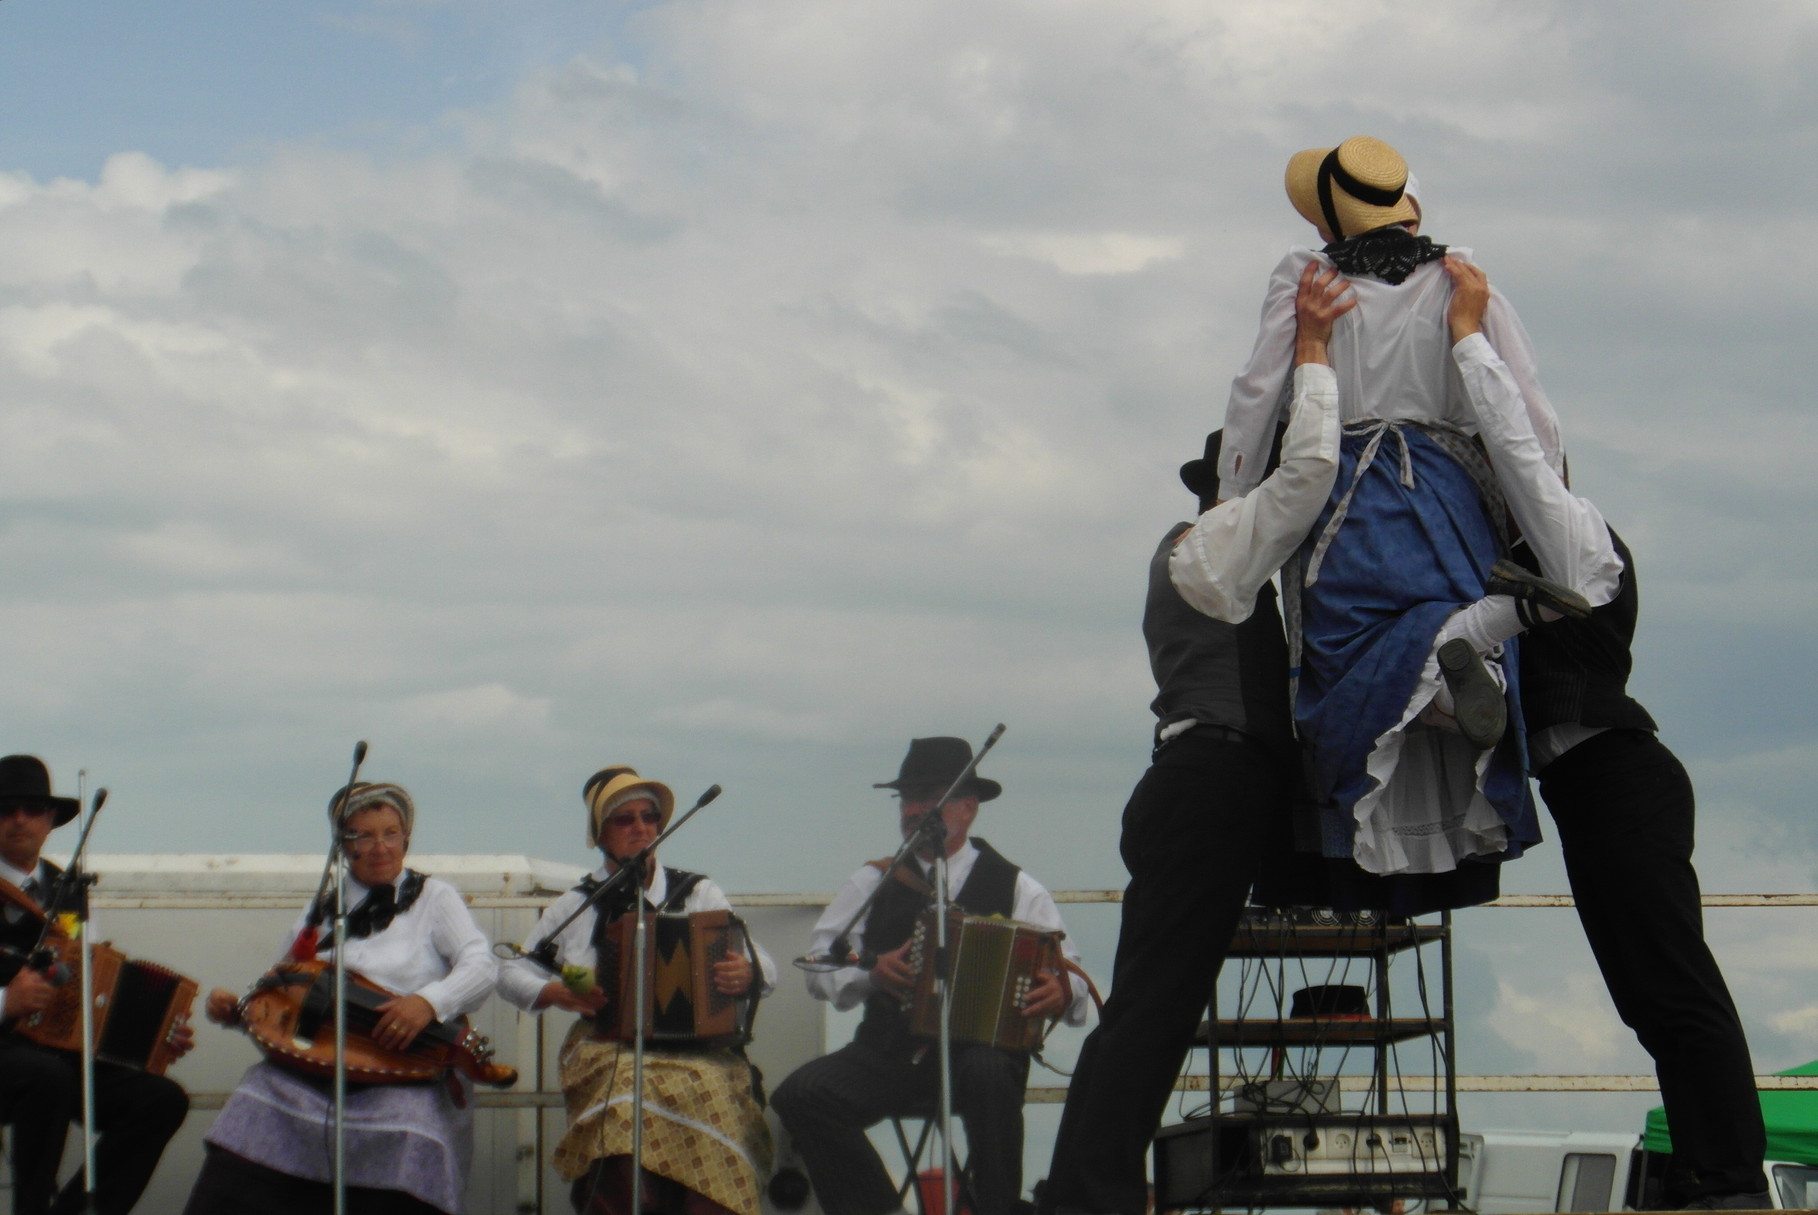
[[1437, 639, 1507, 749], [1675, 1191, 1774, 1209], [1485, 558, 1592, 621]]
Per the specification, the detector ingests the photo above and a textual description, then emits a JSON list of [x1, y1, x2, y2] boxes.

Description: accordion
[[20, 939, 197, 1075], [595, 909, 756, 1045], [906, 910, 1063, 1052]]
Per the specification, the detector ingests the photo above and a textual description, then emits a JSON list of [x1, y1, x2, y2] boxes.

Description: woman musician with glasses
[[185, 781, 500, 1215], [498, 768, 776, 1215]]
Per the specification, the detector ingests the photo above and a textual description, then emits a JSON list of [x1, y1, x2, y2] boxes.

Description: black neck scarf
[[309, 868, 427, 941], [1323, 226, 1448, 286]]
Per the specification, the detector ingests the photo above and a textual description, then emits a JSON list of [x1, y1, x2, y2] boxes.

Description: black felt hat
[[0, 755, 80, 827], [873, 737, 1001, 802], [1178, 430, 1223, 502]]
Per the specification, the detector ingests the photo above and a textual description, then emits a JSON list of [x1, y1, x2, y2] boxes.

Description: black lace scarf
[[307, 868, 428, 941], [1324, 226, 1448, 286]]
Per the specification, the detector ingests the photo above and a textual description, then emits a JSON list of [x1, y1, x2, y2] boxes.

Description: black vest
[[855, 838, 1020, 1050], [1515, 528, 1658, 736], [1144, 524, 1295, 761]]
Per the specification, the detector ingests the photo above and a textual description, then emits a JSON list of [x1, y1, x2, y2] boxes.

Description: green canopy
[[1644, 1058, 1818, 1165]]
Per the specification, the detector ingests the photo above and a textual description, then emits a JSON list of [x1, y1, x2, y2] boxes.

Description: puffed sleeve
[[1219, 248, 1319, 499]]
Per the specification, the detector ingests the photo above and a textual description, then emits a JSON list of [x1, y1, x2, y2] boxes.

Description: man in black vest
[[773, 738, 1087, 1215], [0, 755, 190, 1215], [1039, 265, 1350, 1215], [1516, 535, 1770, 1209]]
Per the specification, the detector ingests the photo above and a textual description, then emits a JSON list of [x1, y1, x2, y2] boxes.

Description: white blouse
[[294, 873, 497, 1023]]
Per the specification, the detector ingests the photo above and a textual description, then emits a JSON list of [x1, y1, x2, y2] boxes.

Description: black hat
[[0, 755, 80, 827], [873, 737, 1001, 802], [1178, 430, 1223, 502]]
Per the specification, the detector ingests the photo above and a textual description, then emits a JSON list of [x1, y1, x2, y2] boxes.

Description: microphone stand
[[494, 784, 726, 1215], [41, 777, 108, 1215], [630, 852, 651, 1215], [325, 741, 369, 1215], [792, 724, 1006, 1215]]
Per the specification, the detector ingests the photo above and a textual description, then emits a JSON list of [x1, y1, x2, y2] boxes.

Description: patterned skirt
[[554, 1022, 775, 1215]]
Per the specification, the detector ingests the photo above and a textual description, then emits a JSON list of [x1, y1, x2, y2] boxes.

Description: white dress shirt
[[802, 839, 1089, 1027], [498, 862, 777, 1011], [297, 874, 497, 1023], [0, 857, 47, 1022], [1219, 247, 1564, 500], [1170, 361, 1341, 623]]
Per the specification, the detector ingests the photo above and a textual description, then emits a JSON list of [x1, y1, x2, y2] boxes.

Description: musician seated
[[185, 781, 499, 1215], [0, 755, 191, 1215], [771, 737, 1089, 1215], [497, 768, 777, 1215]]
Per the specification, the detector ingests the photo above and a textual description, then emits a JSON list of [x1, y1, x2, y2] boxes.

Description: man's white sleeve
[[1172, 361, 1341, 622], [802, 866, 884, 1010], [1453, 332, 1621, 605]]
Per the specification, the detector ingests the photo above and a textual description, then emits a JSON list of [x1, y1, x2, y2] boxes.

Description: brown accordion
[[20, 939, 197, 1075], [595, 909, 755, 1045], [905, 910, 1063, 1052]]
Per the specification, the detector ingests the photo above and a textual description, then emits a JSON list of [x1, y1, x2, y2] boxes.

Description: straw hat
[[1284, 136, 1419, 242], [585, 771, 676, 848]]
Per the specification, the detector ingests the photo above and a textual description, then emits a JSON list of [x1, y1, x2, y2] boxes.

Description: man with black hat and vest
[[1038, 264, 1351, 1215], [772, 737, 1087, 1215], [0, 755, 191, 1215]]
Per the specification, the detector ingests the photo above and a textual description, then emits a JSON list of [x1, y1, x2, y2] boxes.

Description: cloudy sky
[[5, 0, 1817, 1141]]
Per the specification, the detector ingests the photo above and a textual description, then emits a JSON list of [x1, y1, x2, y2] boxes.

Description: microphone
[[352, 740, 369, 766], [697, 784, 722, 808], [90, 788, 108, 816]]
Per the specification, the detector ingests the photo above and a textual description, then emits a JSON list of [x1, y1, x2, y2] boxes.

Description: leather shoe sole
[[1486, 558, 1592, 620], [1438, 639, 1507, 750]]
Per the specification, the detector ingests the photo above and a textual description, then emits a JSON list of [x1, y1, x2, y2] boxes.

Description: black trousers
[[0, 1037, 189, 1215], [772, 1036, 1031, 1215], [1042, 731, 1281, 1215], [1541, 728, 1767, 1203]]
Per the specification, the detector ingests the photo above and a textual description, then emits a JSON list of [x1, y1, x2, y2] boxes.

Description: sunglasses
[[0, 803, 54, 820], [607, 809, 664, 828]]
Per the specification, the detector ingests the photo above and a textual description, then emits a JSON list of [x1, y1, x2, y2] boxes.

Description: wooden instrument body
[[238, 960, 516, 1089], [594, 908, 755, 1045], [17, 936, 198, 1077], [905, 910, 1062, 1052]]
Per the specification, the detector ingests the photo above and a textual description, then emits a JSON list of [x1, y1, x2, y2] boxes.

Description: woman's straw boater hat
[[1284, 136, 1419, 242], [584, 768, 676, 848]]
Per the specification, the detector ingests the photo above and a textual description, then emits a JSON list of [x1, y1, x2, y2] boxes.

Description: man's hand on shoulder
[[1293, 261, 1356, 367], [1444, 256, 1490, 342]]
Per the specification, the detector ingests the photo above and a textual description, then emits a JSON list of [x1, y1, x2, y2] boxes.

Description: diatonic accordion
[[906, 910, 1063, 1052]]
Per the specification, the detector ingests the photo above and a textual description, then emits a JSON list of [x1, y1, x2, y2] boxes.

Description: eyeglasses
[[607, 809, 664, 828], [347, 828, 406, 853]]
